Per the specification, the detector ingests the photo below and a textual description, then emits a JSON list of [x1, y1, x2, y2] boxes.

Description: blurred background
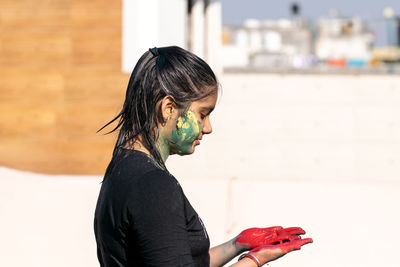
[[0, 0, 399, 266]]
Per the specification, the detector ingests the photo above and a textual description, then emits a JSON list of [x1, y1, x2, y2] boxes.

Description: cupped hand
[[235, 226, 306, 250], [250, 236, 313, 265]]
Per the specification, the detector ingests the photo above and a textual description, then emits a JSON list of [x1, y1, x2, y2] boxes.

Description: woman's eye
[[200, 114, 206, 120]]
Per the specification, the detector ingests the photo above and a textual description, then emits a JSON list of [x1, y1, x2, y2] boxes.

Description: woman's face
[[169, 92, 217, 155]]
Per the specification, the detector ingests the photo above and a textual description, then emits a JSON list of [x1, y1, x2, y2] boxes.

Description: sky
[[220, 0, 400, 25]]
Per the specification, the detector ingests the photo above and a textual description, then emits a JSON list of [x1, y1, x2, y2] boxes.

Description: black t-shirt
[[94, 149, 210, 267]]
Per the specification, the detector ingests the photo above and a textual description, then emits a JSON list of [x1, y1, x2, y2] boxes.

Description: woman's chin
[[171, 141, 199, 156], [171, 147, 195, 156], [182, 147, 196, 155]]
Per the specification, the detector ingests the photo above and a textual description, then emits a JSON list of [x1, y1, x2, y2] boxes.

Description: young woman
[[94, 46, 312, 267]]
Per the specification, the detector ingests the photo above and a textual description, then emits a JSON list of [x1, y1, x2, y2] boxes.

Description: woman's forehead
[[191, 94, 217, 109]]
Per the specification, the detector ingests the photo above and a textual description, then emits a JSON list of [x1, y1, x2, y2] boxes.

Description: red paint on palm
[[250, 237, 313, 264], [236, 226, 282, 248], [236, 226, 306, 249], [251, 237, 313, 253]]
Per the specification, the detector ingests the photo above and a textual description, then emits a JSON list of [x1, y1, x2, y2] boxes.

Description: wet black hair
[[99, 46, 218, 174]]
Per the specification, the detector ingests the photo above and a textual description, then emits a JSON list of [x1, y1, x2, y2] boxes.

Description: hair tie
[[149, 47, 159, 57]]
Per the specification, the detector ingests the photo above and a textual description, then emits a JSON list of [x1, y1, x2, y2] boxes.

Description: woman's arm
[[209, 237, 245, 267]]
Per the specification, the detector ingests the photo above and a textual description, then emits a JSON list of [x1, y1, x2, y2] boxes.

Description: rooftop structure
[[315, 17, 374, 63], [222, 18, 313, 69]]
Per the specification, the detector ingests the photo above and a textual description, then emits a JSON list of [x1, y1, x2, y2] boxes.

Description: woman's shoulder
[[104, 149, 179, 191]]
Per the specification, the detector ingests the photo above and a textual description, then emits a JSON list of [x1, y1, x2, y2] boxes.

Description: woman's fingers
[[279, 237, 314, 252], [291, 235, 302, 241], [265, 231, 305, 245], [252, 237, 313, 253], [263, 226, 283, 232], [248, 234, 313, 265], [277, 227, 305, 236], [299, 237, 313, 246], [249, 236, 313, 265], [237, 226, 311, 250], [269, 227, 306, 244]]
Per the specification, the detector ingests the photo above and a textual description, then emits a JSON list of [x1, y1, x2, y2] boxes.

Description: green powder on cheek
[[171, 110, 201, 154]]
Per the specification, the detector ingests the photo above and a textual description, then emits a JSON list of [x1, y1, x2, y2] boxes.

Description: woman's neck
[[157, 132, 170, 162], [131, 134, 170, 162]]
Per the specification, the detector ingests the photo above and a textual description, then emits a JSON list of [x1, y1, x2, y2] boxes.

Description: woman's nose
[[202, 118, 213, 134]]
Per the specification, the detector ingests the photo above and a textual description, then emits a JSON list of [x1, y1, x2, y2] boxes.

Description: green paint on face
[[171, 110, 202, 154]]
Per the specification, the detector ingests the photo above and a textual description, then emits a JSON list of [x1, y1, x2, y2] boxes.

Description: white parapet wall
[[172, 73, 400, 267], [1, 73, 400, 267], [1, 167, 399, 267], [168, 73, 400, 184]]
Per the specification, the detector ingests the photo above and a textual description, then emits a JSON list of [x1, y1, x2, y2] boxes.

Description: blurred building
[[369, 8, 400, 63], [315, 17, 374, 66], [222, 18, 313, 70], [221, 6, 400, 71]]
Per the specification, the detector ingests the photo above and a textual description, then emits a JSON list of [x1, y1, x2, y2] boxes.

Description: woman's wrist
[[232, 236, 249, 254], [238, 252, 261, 267]]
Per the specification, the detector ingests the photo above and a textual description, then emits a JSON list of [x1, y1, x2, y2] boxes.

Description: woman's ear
[[160, 96, 176, 122]]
